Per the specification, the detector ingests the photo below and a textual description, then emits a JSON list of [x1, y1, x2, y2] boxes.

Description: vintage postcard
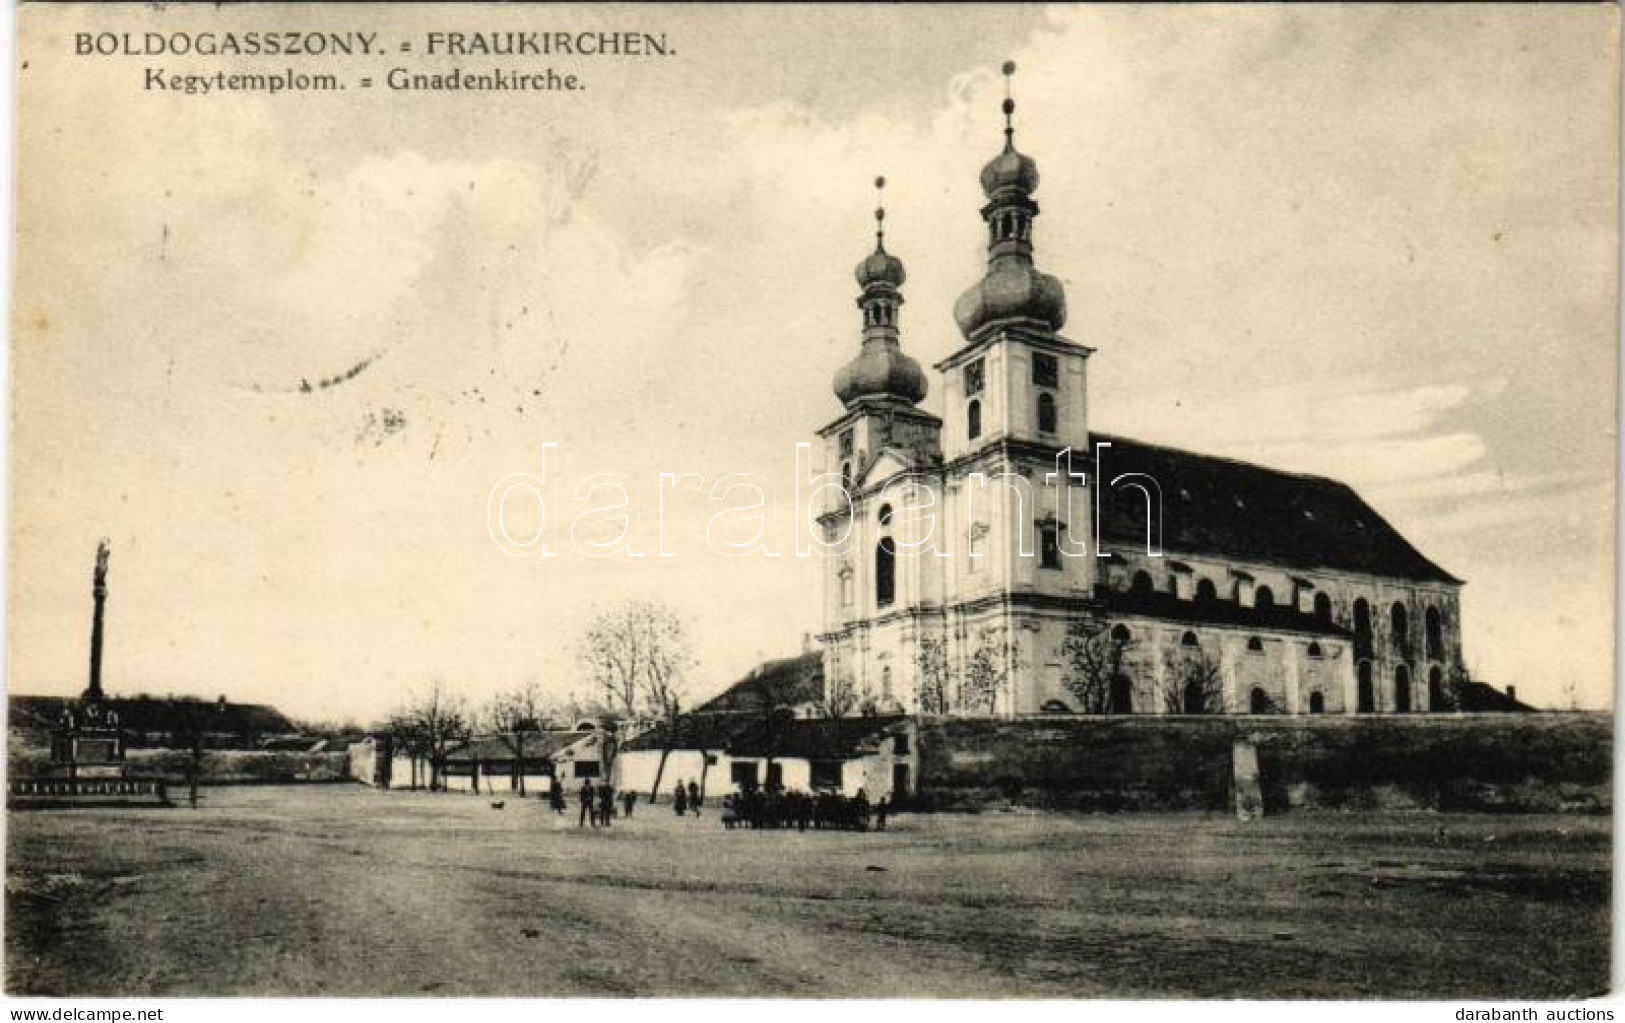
[[4, 2, 1617, 1006]]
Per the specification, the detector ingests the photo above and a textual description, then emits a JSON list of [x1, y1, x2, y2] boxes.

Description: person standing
[[621, 788, 636, 819], [578, 778, 595, 828], [597, 780, 615, 828], [687, 779, 701, 816], [673, 780, 688, 816], [549, 775, 565, 815]]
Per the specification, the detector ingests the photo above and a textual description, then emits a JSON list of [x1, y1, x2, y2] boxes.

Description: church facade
[[813, 79, 1465, 719]]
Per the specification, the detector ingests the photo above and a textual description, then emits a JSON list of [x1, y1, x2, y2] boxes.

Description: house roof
[[622, 712, 905, 760], [9, 695, 296, 738], [694, 651, 825, 714], [1093, 434, 1460, 585], [444, 730, 593, 763]]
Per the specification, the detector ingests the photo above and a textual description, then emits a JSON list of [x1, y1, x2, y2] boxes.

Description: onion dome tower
[[833, 177, 928, 408], [952, 61, 1067, 340]]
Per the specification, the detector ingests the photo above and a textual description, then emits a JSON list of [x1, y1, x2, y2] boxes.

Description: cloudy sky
[[11, 4, 1617, 723]]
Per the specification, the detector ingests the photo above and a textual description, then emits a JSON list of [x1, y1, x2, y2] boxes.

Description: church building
[[813, 68, 1466, 719]]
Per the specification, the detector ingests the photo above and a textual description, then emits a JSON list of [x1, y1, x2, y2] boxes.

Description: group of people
[[544, 776, 634, 827], [539, 774, 893, 832], [672, 779, 703, 816], [721, 786, 888, 832]]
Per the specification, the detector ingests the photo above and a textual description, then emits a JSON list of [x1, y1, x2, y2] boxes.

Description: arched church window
[[1357, 660, 1375, 713], [875, 538, 896, 608], [1195, 578, 1217, 602], [1255, 586, 1275, 610], [1110, 624, 1131, 645], [1037, 392, 1057, 434], [1428, 665, 1445, 710], [1314, 592, 1333, 622], [1181, 631, 1199, 647], [841, 461, 852, 488], [1425, 606, 1443, 660], [1309, 691, 1326, 714], [1394, 664, 1412, 713], [1391, 602, 1410, 655], [1307, 641, 1323, 658], [878, 504, 893, 526], [1353, 598, 1372, 656], [1249, 687, 1270, 714], [1246, 636, 1264, 653], [967, 399, 982, 441], [1130, 570, 1154, 595]]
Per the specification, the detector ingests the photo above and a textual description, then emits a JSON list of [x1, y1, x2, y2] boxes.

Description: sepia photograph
[[3, 1, 1617, 1009]]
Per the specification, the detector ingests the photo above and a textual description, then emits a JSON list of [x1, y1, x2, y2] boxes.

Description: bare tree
[[580, 601, 659, 720], [1163, 645, 1226, 714], [399, 680, 468, 791], [579, 600, 696, 801], [640, 609, 695, 803], [914, 635, 951, 716], [961, 625, 1021, 715], [482, 679, 549, 795], [1059, 618, 1133, 714], [164, 696, 218, 808], [813, 668, 858, 719]]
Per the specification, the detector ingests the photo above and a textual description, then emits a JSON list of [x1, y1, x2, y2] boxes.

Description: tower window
[[1307, 641, 1323, 658], [1037, 392, 1057, 434], [841, 461, 852, 487], [1032, 353, 1058, 388], [1181, 631, 1199, 648], [1038, 521, 1061, 570], [881, 666, 893, 700], [965, 359, 985, 396], [1254, 585, 1274, 610], [1246, 636, 1264, 653], [875, 538, 896, 608], [967, 399, 982, 441], [878, 503, 893, 526], [839, 430, 854, 458], [1195, 578, 1217, 602]]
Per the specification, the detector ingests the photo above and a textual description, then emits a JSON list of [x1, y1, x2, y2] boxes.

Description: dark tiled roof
[[444, 730, 591, 763], [1093, 434, 1460, 585], [623, 713, 904, 760], [1457, 682, 1534, 713], [694, 651, 825, 714], [9, 695, 295, 737], [731, 715, 907, 759]]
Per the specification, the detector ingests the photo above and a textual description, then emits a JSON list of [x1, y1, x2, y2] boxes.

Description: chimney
[[1505, 685, 1517, 702], [802, 632, 812, 654]]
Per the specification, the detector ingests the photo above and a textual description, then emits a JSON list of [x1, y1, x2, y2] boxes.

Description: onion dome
[[980, 139, 1039, 198], [833, 345, 927, 407], [855, 245, 906, 289], [953, 261, 1067, 337], [833, 176, 928, 409], [953, 60, 1068, 340]]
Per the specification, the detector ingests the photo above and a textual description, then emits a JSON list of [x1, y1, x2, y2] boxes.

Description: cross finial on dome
[[1001, 60, 1017, 148], [874, 175, 887, 250]]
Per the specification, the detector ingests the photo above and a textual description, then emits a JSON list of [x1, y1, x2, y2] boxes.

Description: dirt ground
[[5, 785, 1609, 998]]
